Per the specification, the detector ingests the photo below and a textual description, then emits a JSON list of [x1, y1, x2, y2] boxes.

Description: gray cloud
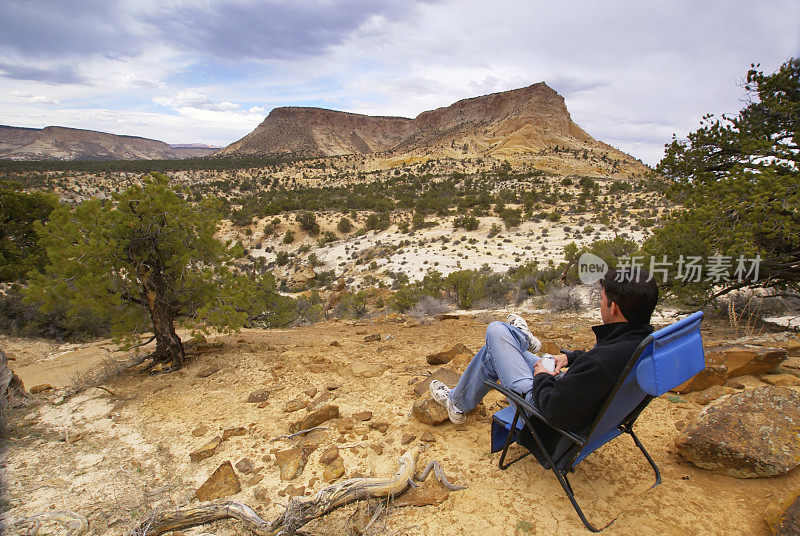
[[144, 0, 439, 61], [0, 62, 87, 84], [0, 0, 142, 59]]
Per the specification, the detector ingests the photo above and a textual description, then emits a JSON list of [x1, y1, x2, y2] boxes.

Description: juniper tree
[[26, 173, 285, 370], [646, 58, 799, 301]]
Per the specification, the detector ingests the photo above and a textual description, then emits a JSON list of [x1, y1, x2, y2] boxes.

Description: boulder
[[687, 385, 736, 405], [426, 343, 471, 365], [765, 489, 800, 536], [412, 395, 450, 425], [676, 344, 787, 393], [675, 386, 800, 477], [189, 436, 222, 463], [289, 404, 339, 433], [195, 461, 241, 501]]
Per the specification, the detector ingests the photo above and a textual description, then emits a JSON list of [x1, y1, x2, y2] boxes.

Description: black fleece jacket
[[529, 321, 654, 433]]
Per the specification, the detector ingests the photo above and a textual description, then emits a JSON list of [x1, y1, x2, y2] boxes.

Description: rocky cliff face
[[220, 108, 413, 157], [219, 83, 603, 158], [0, 126, 191, 160]]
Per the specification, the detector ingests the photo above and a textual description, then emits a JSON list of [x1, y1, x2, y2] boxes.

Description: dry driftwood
[[131, 446, 464, 536]]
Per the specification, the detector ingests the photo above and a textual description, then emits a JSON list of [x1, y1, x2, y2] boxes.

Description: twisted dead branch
[[130, 446, 465, 536]]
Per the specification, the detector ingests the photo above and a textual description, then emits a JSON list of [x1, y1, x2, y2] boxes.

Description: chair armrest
[[484, 380, 586, 446]]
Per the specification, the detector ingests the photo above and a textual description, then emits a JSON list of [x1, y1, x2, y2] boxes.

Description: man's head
[[599, 269, 659, 325]]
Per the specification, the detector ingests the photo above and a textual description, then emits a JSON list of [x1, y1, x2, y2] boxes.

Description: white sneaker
[[429, 379, 466, 424], [506, 313, 542, 353]]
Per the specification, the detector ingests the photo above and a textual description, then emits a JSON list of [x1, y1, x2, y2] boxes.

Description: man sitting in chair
[[430, 269, 659, 438]]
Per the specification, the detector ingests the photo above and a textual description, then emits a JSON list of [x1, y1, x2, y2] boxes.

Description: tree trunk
[[139, 269, 185, 370]]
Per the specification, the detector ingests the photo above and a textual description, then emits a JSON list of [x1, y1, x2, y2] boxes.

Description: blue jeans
[[449, 321, 542, 412]]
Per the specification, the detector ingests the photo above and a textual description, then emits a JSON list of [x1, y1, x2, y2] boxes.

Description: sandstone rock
[[676, 344, 787, 393], [675, 387, 800, 477], [253, 486, 271, 504], [762, 373, 800, 387], [248, 474, 265, 486], [412, 395, 449, 425], [369, 421, 389, 433], [289, 404, 340, 433], [350, 362, 388, 378], [257, 401, 268, 409], [274, 448, 308, 481], [223, 427, 247, 440], [330, 341, 341, 347], [319, 446, 340, 465], [247, 388, 270, 403], [352, 411, 372, 421], [765, 489, 800, 536], [394, 477, 449, 507], [189, 436, 222, 463], [688, 385, 736, 405], [401, 434, 416, 445], [326, 381, 342, 391], [426, 343, 471, 365], [235, 458, 254, 474], [434, 314, 459, 320], [323, 457, 346, 482], [420, 431, 436, 443], [284, 397, 309, 412], [413, 368, 461, 396], [30, 384, 53, 394], [305, 387, 318, 398], [191, 425, 209, 437], [363, 333, 381, 342], [197, 364, 220, 378], [195, 461, 241, 501], [337, 417, 355, 433], [370, 443, 383, 455], [279, 484, 306, 498], [307, 391, 336, 411]]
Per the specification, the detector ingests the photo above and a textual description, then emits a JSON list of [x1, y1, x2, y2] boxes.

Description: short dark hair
[[600, 269, 659, 325]]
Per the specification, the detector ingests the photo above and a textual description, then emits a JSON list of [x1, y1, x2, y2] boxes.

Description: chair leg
[[626, 428, 661, 488], [498, 408, 530, 470]]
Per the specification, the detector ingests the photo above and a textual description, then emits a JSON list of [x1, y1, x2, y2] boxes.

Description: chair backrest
[[556, 311, 705, 470]]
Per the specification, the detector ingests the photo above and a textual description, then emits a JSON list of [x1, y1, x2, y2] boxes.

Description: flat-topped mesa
[[221, 82, 599, 159], [220, 107, 413, 157], [0, 125, 205, 160]]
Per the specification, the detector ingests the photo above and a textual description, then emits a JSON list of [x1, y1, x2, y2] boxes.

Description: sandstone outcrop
[[675, 344, 787, 393], [675, 387, 800, 478], [219, 83, 641, 167]]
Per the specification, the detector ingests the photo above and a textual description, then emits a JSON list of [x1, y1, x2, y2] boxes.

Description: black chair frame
[[484, 333, 662, 532]]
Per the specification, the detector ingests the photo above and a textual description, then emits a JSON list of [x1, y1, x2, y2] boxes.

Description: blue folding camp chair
[[486, 311, 705, 532]]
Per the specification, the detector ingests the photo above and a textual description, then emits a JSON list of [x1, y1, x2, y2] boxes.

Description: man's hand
[[534, 359, 557, 376], [553, 352, 569, 372]]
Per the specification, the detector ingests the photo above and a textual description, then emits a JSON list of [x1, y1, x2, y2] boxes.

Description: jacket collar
[[591, 321, 654, 344]]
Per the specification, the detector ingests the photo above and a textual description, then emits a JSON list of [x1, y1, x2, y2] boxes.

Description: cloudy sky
[[1, 1, 798, 165]]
